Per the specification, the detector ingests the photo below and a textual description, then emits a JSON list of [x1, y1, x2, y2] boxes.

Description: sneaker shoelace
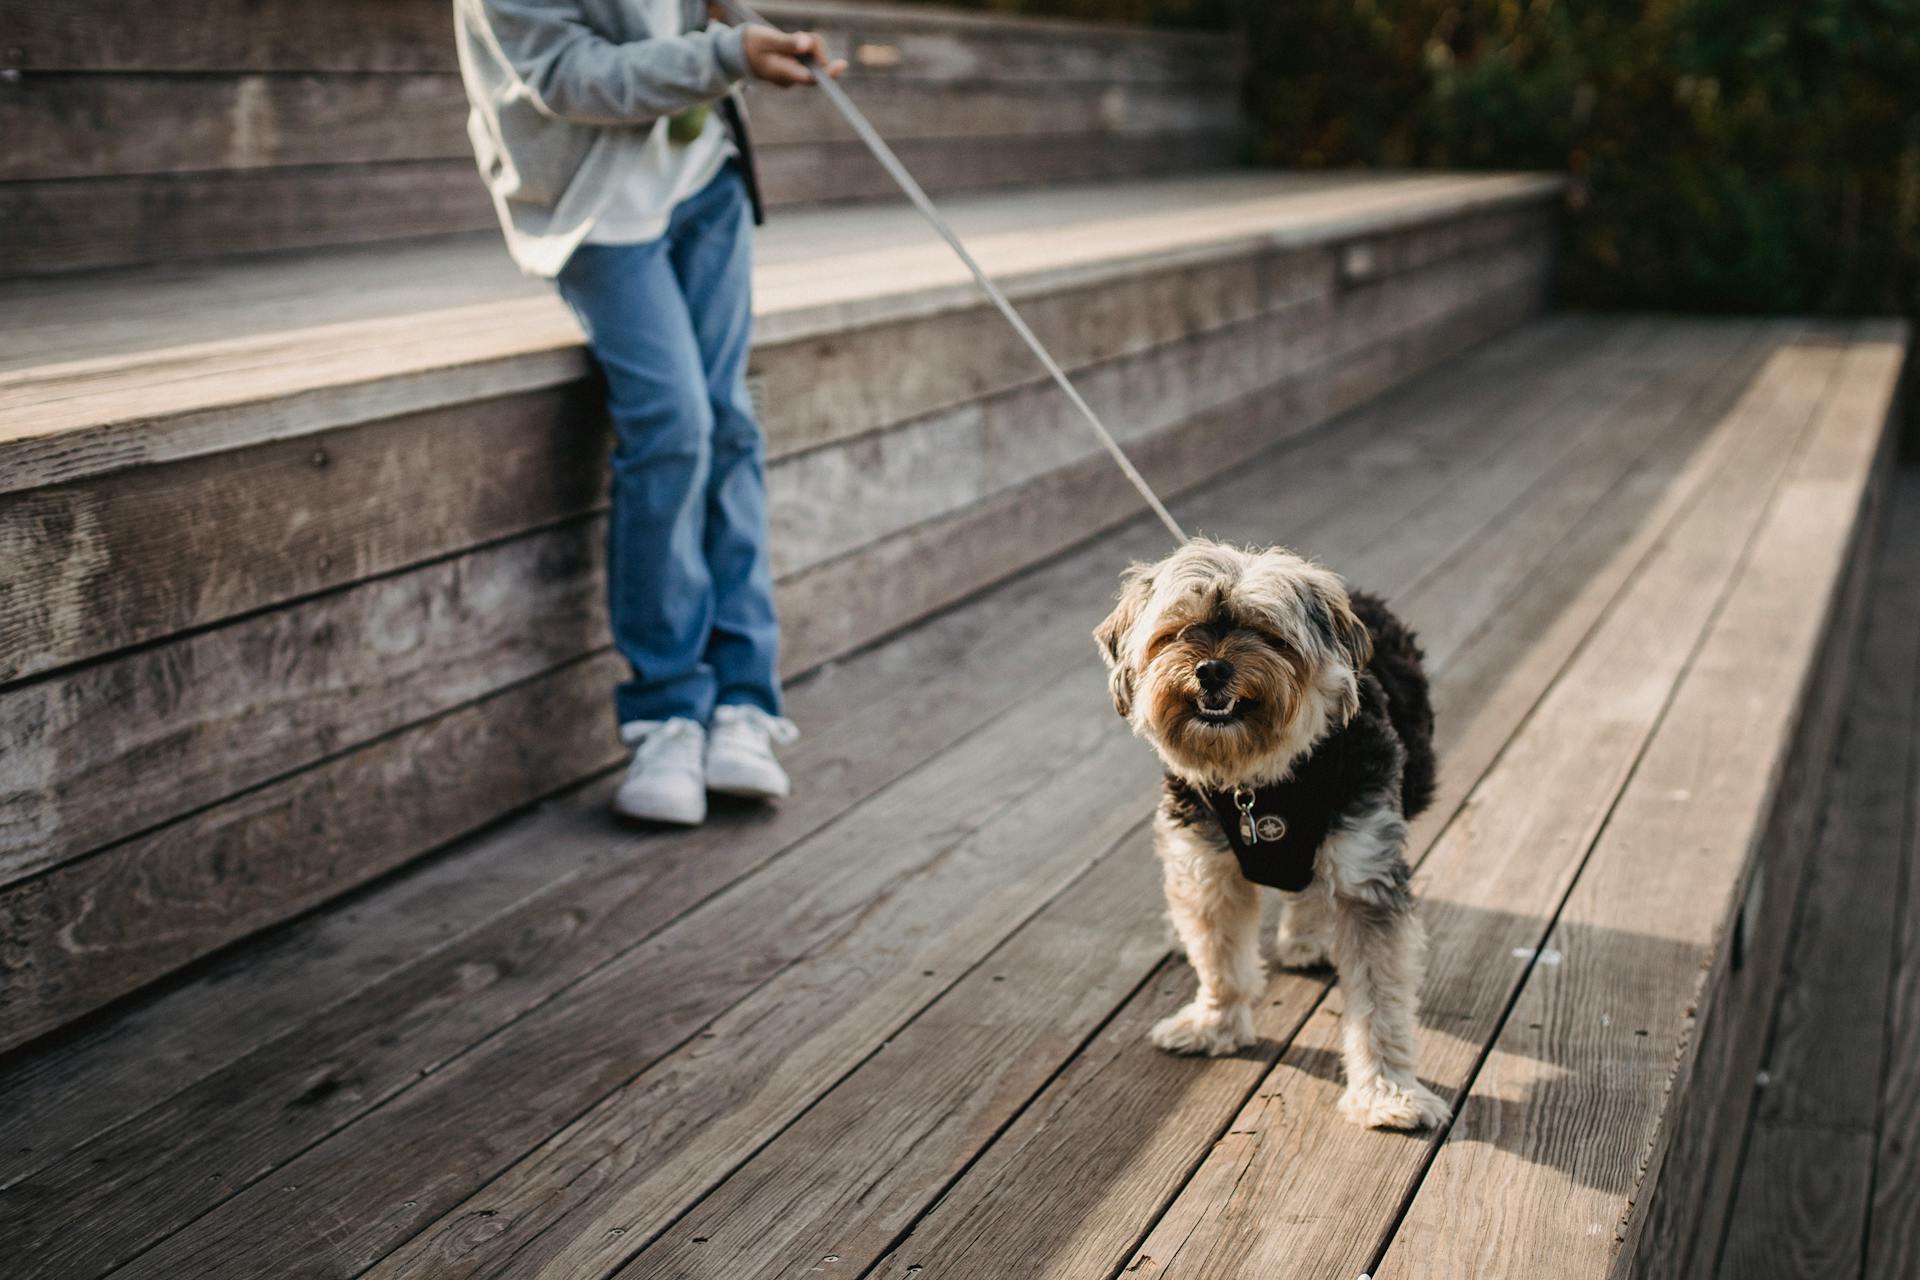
[[715, 705, 800, 748], [619, 718, 705, 771]]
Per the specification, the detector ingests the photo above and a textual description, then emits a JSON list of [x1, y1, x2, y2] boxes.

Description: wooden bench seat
[[0, 315, 1904, 1279]]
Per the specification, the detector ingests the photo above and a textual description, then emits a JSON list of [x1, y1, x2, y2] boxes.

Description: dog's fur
[[1094, 538, 1449, 1130]]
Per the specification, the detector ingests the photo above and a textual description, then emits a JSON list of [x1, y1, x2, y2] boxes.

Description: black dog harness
[[1193, 715, 1360, 892]]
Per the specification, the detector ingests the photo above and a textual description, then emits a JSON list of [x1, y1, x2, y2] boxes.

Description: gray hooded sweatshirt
[[455, 0, 763, 276]]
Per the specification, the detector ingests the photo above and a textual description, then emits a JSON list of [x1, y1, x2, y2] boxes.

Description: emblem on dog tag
[[1255, 814, 1288, 842]]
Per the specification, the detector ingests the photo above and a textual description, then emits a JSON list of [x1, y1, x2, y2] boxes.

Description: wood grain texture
[[767, 232, 1546, 578], [0, 312, 1572, 1278], [363, 317, 1586, 1280], [775, 269, 1549, 675], [98, 673, 1124, 1280], [0, 230, 1538, 870], [0, 175, 1560, 494], [1103, 329, 1849, 1280], [1633, 408, 1890, 1280], [0, 216, 1548, 1055], [1748, 466, 1920, 1136], [864, 322, 1782, 1280], [1867, 470, 1920, 1280], [0, 129, 1234, 276], [0, 519, 607, 884], [0, 72, 473, 180], [0, 161, 498, 277], [0, 73, 1234, 181], [1708, 469, 1920, 1280], [0, 416, 1210, 1183], [0, 383, 608, 686], [594, 326, 1718, 1280], [1379, 332, 1900, 1280], [1719, 1127, 1877, 1280], [0, 238, 1318, 683], [0, 650, 627, 1054], [2, 0, 1235, 79]]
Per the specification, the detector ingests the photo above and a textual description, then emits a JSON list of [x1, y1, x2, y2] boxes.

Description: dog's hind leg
[[1150, 811, 1262, 1056], [1321, 804, 1451, 1130], [1274, 890, 1334, 969]]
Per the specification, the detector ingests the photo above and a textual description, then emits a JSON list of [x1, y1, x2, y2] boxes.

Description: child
[[455, 1, 845, 824]]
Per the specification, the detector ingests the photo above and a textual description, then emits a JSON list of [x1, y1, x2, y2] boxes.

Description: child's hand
[[742, 26, 848, 87]]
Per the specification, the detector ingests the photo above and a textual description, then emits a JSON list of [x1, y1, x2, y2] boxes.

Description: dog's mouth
[[1194, 691, 1241, 722]]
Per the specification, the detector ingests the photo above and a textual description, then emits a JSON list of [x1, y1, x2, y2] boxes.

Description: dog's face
[[1093, 539, 1371, 789]]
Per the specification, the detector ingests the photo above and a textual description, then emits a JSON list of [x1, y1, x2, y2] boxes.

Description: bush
[[900, 0, 1920, 316]]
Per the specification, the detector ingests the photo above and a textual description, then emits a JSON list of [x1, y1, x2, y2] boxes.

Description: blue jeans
[[556, 164, 781, 727]]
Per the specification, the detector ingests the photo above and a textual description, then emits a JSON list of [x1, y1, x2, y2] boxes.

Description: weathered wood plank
[[5, 314, 1575, 1278], [0, 161, 498, 277], [930, 327, 1827, 1280], [362, 331, 1609, 1280], [2, 0, 1235, 80], [1866, 472, 1920, 1280], [1379, 333, 1899, 1280], [0, 400, 1239, 1177], [0, 72, 1235, 181], [0, 519, 607, 885], [0, 175, 1561, 494], [0, 131, 1236, 275], [863, 322, 1787, 1280], [0, 384, 608, 687], [770, 233, 1548, 579], [777, 269, 1552, 673], [0, 73, 472, 180], [1706, 472, 1920, 1279], [0, 232, 1540, 880], [1718, 1128, 1878, 1280], [1747, 474, 1919, 1135], [0, 650, 627, 1055], [0, 241, 1322, 684], [0, 246, 1548, 1060], [756, 128, 1236, 207], [588, 327, 1730, 1280], [1633, 412, 1890, 1280]]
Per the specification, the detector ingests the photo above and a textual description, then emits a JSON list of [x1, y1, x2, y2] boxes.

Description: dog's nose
[[1195, 659, 1234, 691]]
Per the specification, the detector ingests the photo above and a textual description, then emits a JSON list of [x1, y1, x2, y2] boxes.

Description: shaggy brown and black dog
[[1095, 538, 1446, 1130]]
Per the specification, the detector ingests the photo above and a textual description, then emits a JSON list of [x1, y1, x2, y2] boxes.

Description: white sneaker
[[705, 704, 800, 800], [613, 718, 707, 825]]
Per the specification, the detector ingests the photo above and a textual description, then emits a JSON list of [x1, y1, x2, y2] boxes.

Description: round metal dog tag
[[1254, 815, 1288, 842]]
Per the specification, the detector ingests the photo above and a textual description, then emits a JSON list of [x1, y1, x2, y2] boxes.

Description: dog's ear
[[1304, 576, 1372, 720], [1093, 563, 1154, 718]]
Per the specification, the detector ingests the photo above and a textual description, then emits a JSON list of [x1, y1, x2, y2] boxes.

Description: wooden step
[[0, 317, 1901, 1280], [0, 0, 1243, 276], [0, 171, 1562, 1050]]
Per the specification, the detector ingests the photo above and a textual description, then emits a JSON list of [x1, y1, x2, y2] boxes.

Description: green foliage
[[899, 0, 1920, 315]]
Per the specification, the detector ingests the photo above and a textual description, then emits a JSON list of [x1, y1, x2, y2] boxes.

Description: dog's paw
[[1339, 1076, 1451, 1130], [1272, 933, 1331, 970], [1150, 1001, 1255, 1056]]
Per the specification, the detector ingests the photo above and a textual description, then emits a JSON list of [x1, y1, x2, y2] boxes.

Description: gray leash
[[717, 0, 1189, 543]]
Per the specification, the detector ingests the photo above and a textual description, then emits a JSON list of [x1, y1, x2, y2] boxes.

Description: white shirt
[[582, 0, 739, 245]]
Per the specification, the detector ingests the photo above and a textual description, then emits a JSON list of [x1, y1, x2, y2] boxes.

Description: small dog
[[1094, 538, 1448, 1130]]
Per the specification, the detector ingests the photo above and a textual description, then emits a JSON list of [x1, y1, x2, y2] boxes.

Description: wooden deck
[[0, 315, 1906, 1278], [0, 170, 1564, 1049], [1716, 468, 1920, 1280]]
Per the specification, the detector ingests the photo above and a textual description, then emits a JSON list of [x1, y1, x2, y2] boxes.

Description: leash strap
[[716, 0, 1189, 543]]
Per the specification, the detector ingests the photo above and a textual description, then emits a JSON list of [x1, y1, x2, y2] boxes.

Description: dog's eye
[[1178, 623, 1217, 644], [1257, 629, 1295, 654]]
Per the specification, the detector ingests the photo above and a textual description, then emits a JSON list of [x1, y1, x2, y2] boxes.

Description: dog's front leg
[[1150, 811, 1262, 1056], [1322, 805, 1450, 1130]]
